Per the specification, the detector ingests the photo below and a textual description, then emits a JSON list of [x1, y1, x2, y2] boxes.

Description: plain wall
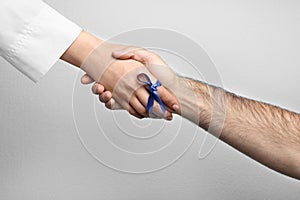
[[0, 0, 300, 199]]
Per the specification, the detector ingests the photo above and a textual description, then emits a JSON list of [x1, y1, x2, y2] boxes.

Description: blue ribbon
[[137, 73, 166, 117]]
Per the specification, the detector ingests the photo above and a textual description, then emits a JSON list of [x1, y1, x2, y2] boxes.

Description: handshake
[[62, 31, 300, 180], [78, 37, 201, 124]]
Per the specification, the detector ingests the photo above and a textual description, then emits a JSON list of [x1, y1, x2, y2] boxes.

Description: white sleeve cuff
[[1, 2, 82, 82]]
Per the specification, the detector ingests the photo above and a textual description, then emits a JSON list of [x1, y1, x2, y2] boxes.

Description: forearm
[[181, 77, 300, 179]]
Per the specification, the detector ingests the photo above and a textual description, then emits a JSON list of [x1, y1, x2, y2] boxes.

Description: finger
[[112, 47, 140, 60], [135, 88, 173, 120], [81, 74, 95, 84], [113, 98, 144, 118], [157, 86, 180, 113], [129, 95, 148, 117], [92, 83, 105, 94], [105, 98, 122, 110], [105, 98, 114, 109], [113, 47, 153, 65], [113, 47, 164, 65], [99, 91, 112, 103], [128, 106, 144, 119], [152, 101, 173, 120]]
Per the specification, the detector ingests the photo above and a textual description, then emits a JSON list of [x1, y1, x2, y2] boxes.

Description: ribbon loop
[[137, 73, 166, 117]]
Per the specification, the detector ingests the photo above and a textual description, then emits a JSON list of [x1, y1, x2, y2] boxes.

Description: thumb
[[157, 86, 180, 113], [113, 47, 162, 65], [112, 47, 145, 62]]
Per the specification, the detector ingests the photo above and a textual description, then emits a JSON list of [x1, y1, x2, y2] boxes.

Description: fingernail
[[172, 104, 179, 111]]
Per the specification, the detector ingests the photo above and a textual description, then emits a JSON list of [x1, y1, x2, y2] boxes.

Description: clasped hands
[[80, 42, 185, 120]]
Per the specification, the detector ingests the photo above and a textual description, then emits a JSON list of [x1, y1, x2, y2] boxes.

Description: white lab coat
[[0, 0, 82, 82]]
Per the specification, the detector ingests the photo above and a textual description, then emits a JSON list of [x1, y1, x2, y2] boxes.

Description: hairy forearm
[[181, 77, 300, 179]]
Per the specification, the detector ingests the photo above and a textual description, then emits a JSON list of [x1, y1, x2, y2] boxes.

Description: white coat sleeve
[[0, 0, 82, 82]]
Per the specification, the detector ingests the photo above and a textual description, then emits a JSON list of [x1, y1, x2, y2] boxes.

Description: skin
[[60, 31, 179, 119], [89, 47, 300, 180]]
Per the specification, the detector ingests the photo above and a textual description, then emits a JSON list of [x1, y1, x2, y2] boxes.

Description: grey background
[[1, 0, 300, 199]]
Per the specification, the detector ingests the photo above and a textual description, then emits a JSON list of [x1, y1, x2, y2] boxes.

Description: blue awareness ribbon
[[137, 73, 166, 117]]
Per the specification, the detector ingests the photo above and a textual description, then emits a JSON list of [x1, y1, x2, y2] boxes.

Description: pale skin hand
[[90, 47, 300, 180], [60, 31, 179, 119]]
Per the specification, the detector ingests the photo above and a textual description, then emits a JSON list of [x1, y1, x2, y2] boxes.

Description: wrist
[[169, 77, 201, 124], [186, 78, 228, 133], [60, 30, 102, 67]]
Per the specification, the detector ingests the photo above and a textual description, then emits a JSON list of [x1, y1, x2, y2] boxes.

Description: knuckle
[[139, 47, 147, 51], [92, 84, 97, 94], [99, 95, 106, 103], [105, 102, 112, 109], [148, 51, 160, 59]]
